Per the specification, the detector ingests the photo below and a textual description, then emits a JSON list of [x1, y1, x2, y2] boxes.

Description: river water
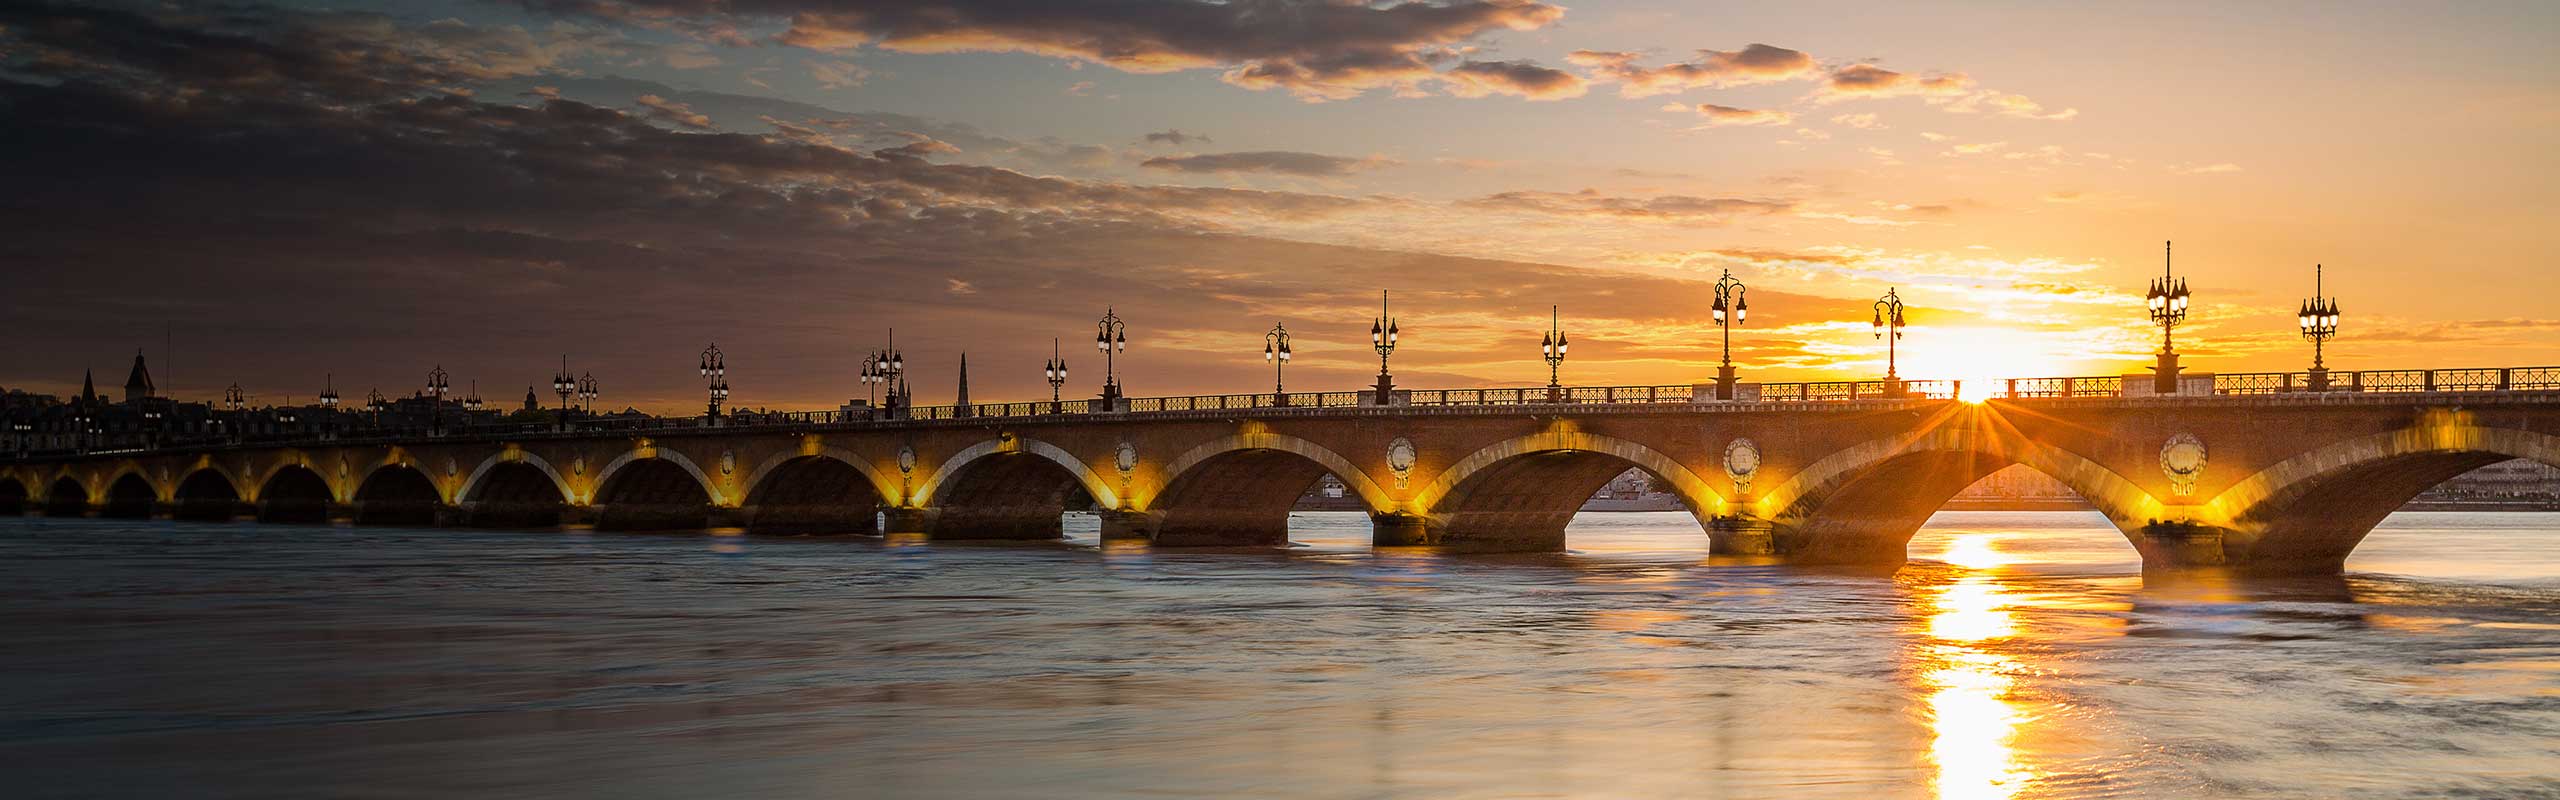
[[2, 511, 2557, 799]]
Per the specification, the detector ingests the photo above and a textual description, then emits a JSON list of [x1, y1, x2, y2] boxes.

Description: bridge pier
[[2134, 520, 2230, 571], [174, 498, 252, 522], [591, 503, 713, 532], [1707, 516, 1775, 555], [1098, 509, 1157, 541], [881, 506, 936, 535], [1370, 512, 1431, 547], [743, 503, 880, 536], [461, 501, 569, 530]]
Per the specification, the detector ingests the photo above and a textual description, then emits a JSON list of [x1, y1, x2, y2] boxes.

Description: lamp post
[[2299, 263, 2341, 391], [1044, 338, 1068, 413], [1264, 323, 1292, 406], [1872, 288, 1907, 397], [365, 388, 384, 431], [553, 356, 576, 410], [1540, 305, 1568, 402], [318, 373, 340, 438], [578, 372, 598, 413], [2144, 240, 2192, 395], [425, 365, 450, 434], [1369, 291, 1399, 404], [864, 331, 904, 417], [224, 383, 245, 413], [699, 344, 728, 418], [1711, 268, 1748, 400], [463, 380, 484, 415], [1096, 309, 1128, 409]]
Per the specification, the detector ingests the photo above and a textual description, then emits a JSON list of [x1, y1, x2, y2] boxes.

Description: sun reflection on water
[[1923, 532, 2033, 800]]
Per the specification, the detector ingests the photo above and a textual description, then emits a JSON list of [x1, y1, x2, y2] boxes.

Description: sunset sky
[[4, 0, 2554, 412]]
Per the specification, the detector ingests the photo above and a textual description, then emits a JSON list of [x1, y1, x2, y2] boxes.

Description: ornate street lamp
[[426, 365, 451, 433], [1369, 291, 1399, 403], [224, 383, 245, 413], [2144, 240, 2192, 394], [1044, 338, 1068, 412], [578, 372, 598, 412], [863, 330, 904, 415], [699, 344, 728, 417], [1096, 309, 1128, 407], [1540, 305, 1568, 402], [2299, 263, 2341, 391], [364, 387, 385, 432], [463, 380, 484, 413], [1264, 322, 1293, 406], [1873, 287, 1907, 396], [553, 356, 576, 410], [320, 373, 340, 409], [1711, 268, 1748, 399]]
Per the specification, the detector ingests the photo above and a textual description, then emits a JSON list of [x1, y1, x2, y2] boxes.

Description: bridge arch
[[353, 463, 444, 526], [43, 475, 88, 516], [458, 451, 574, 529], [1409, 430, 1726, 552], [2208, 425, 2560, 573], [741, 448, 891, 535], [101, 470, 159, 518], [1753, 426, 2155, 565], [592, 451, 718, 531], [173, 468, 244, 521], [258, 464, 336, 523], [1141, 432, 1390, 546], [912, 437, 1118, 540]]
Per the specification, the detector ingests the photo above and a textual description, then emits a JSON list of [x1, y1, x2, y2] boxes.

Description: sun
[[1894, 325, 2078, 402]]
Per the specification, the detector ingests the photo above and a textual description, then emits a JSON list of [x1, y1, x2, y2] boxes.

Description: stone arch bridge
[[7, 391, 2557, 575]]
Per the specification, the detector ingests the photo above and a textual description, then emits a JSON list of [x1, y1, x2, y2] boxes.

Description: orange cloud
[[1567, 43, 1817, 97]]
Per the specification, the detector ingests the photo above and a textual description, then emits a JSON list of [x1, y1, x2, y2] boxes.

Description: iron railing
[[1989, 366, 2560, 399], [10, 367, 2554, 460]]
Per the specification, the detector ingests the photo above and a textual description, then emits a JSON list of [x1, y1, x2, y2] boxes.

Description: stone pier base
[[2134, 520, 2229, 570], [1097, 509, 1158, 541], [1370, 512, 1432, 547], [1708, 516, 1775, 555]]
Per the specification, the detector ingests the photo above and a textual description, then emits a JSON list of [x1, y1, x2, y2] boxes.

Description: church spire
[[954, 352, 973, 417], [123, 349, 154, 403], [80, 369, 97, 404]]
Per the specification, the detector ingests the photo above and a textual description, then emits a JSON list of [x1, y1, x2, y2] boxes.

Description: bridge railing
[[13, 367, 2556, 460], [1989, 366, 2560, 399]]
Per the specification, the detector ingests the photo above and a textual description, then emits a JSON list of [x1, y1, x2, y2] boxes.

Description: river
[[3, 511, 2557, 798]]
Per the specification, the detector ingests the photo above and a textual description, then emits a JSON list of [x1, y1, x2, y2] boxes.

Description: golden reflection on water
[[1921, 532, 2033, 800]]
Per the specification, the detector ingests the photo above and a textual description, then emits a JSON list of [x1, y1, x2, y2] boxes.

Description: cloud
[[1439, 59, 1587, 100], [1567, 44, 1815, 97], [1140, 150, 1395, 176], [1144, 129, 1210, 146], [1461, 189, 1794, 220], [1815, 64, 1974, 103], [525, 0, 1566, 101], [1066, 80, 1097, 96], [2178, 162, 2243, 174], [1693, 104, 1793, 127], [634, 94, 714, 130], [1947, 91, 2078, 120], [1830, 112, 1885, 129], [809, 60, 869, 89]]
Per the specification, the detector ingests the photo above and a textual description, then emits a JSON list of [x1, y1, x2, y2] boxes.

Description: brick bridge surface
[[7, 392, 2556, 574]]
